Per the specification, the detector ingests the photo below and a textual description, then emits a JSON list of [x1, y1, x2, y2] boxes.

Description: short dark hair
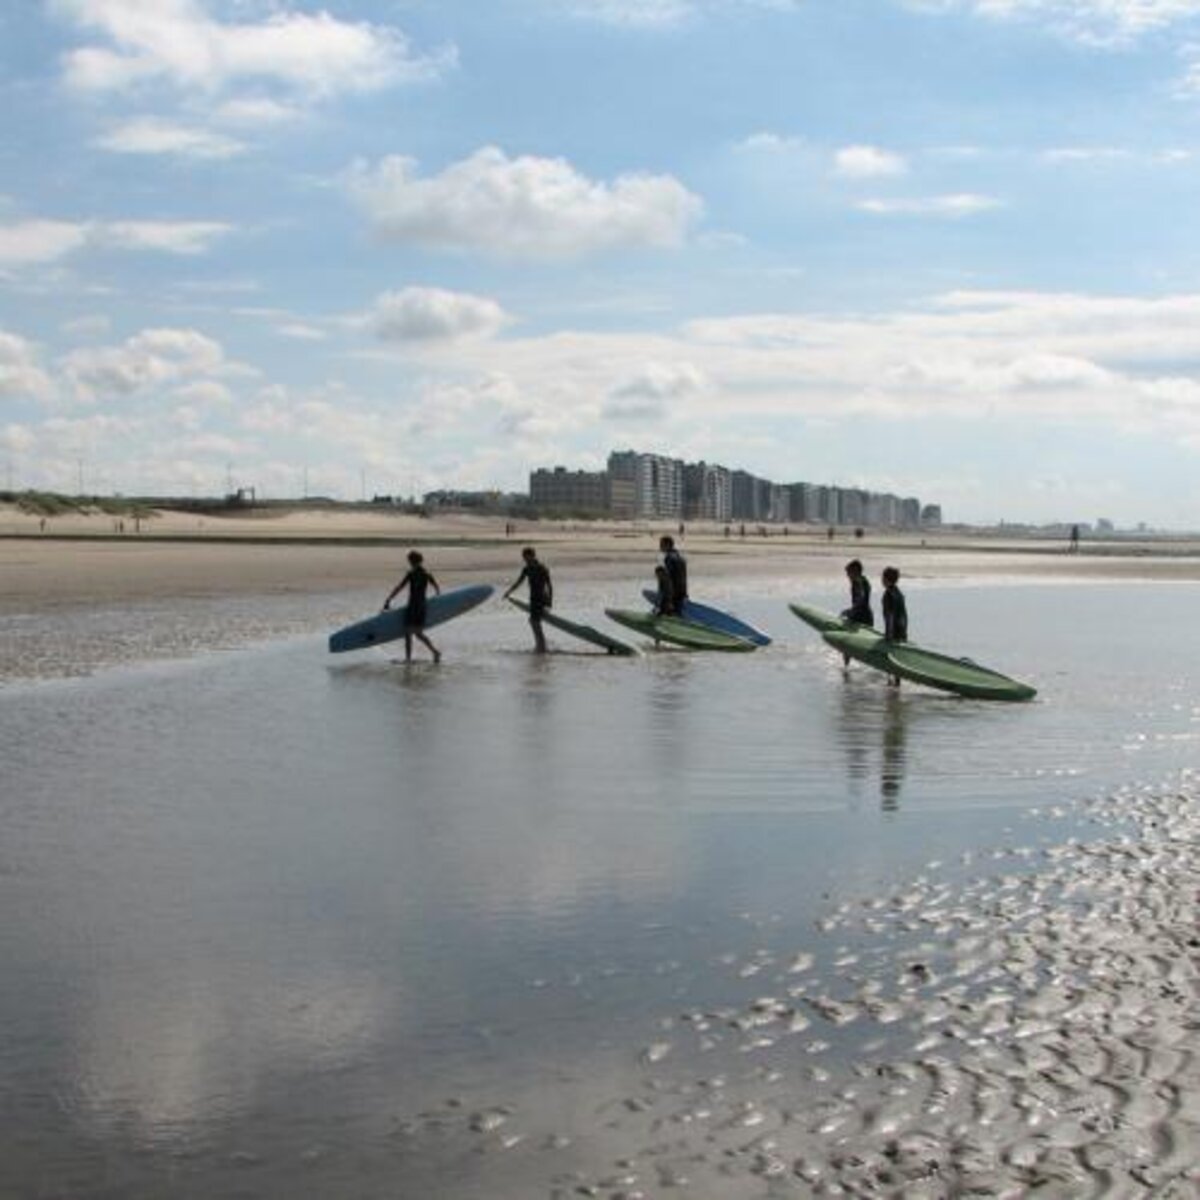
[[845, 559, 863, 574], [522, 545, 536, 558], [407, 549, 423, 565], [882, 566, 900, 585], [660, 535, 674, 549]]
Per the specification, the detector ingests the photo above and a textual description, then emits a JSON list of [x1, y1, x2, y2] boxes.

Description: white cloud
[[0, 331, 55, 401], [54, 0, 454, 97], [0, 216, 233, 266], [367, 287, 511, 342], [856, 193, 1002, 216], [907, 0, 1200, 46], [566, 0, 800, 26], [603, 361, 708, 420], [0, 220, 90, 266], [347, 146, 703, 261], [95, 117, 246, 159], [64, 327, 228, 400], [737, 131, 806, 153], [213, 96, 302, 126], [97, 220, 234, 255], [833, 144, 908, 178]]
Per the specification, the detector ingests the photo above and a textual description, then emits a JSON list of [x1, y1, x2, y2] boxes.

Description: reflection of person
[[658, 535, 688, 615], [384, 550, 442, 663], [841, 559, 874, 626], [881, 566, 907, 687], [504, 546, 553, 653]]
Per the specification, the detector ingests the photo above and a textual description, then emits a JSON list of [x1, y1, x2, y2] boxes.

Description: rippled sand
[[396, 779, 1198, 1197]]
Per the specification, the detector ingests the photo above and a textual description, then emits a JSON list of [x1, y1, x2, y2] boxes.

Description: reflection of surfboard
[[605, 608, 757, 652], [822, 629, 1036, 702], [788, 600, 874, 636], [329, 584, 494, 653], [641, 590, 771, 645], [508, 597, 640, 656]]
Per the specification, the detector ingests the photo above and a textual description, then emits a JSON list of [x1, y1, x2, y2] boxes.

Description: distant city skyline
[[3, 3, 1200, 528]]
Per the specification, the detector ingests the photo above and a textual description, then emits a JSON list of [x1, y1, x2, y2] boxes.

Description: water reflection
[[835, 679, 910, 811]]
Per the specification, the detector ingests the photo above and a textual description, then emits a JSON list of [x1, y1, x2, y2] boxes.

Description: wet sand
[[538, 778, 1200, 1197]]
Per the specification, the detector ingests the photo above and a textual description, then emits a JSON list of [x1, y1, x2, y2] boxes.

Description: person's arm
[[503, 565, 527, 599], [383, 572, 410, 610], [545, 572, 553, 609], [429, 572, 441, 596]]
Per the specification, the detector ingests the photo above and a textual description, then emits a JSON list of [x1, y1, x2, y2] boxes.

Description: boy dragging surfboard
[[383, 550, 442, 662], [504, 547, 553, 652]]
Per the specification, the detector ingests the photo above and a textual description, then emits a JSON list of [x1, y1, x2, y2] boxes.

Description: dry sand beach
[[1, 504, 1198, 1197]]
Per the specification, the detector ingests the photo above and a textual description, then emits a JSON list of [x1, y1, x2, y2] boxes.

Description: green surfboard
[[508, 597, 640, 656], [822, 629, 1036, 702], [788, 600, 875, 636], [605, 608, 757, 652]]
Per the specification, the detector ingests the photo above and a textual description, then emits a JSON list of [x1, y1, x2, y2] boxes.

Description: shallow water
[[1, 580, 1198, 1196]]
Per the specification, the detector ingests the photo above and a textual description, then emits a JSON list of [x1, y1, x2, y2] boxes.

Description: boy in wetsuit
[[881, 565, 908, 687], [658, 535, 688, 616], [841, 559, 873, 626], [504, 546, 553, 653], [383, 549, 442, 662], [652, 564, 675, 616]]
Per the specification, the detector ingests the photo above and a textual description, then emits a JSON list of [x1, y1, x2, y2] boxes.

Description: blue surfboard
[[329, 584, 494, 653], [640, 589, 771, 646]]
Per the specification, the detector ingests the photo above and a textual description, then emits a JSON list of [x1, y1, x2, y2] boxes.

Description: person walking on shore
[[383, 550, 442, 663], [881, 566, 908, 687], [659, 535, 688, 616], [504, 546, 553, 653]]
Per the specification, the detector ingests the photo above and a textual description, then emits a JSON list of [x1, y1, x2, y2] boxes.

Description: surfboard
[[641, 589, 771, 646], [329, 584, 494, 653], [605, 608, 757, 652], [508, 597, 640, 656], [788, 600, 875, 637], [822, 629, 1036, 702]]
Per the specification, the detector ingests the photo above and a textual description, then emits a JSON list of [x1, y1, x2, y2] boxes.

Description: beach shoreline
[[4, 505, 1200, 617]]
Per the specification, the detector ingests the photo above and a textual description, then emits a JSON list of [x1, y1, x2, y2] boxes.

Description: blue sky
[[3, 1, 1200, 525]]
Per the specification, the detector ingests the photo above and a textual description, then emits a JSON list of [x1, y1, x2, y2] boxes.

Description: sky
[[3, 1, 1200, 526]]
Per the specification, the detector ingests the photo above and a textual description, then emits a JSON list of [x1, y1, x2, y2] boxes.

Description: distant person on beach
[[841, 559, 874, 626], [659, 535, 688, 615], [383, 550, 442, 663], [652, 564, 675, 616], [881, 566, 908, 687], [504, 546, 553, 653], [1069, 524, 1080, 553]]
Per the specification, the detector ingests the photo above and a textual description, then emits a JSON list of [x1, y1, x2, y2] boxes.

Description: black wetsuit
[[518, 561, 552, 614], [401, 566, 435, 629], [663, 549, 688, 615], [882, 584, 907, 643], [843, 577, 873, 626]]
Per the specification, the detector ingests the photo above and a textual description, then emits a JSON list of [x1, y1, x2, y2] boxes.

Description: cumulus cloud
[[94, 117, 246, 159], [347, 147, 703, 261], [833, 144, 908, 178], [856, 193, 1001, 216], [603, 360, 708, 420], [54, 0, 454, 97], [0, 331, 55, 401], [64, 327, 228, 400], [365, 287, 511, 343]]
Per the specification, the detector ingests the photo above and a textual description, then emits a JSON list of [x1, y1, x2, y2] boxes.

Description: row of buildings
[[530, 450, 941, 528]]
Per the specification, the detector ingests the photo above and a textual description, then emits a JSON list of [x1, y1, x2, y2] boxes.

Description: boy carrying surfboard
[[504, 547, 553, 653], [881, 566, 908, 687], [383, 550, 442, 663]]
